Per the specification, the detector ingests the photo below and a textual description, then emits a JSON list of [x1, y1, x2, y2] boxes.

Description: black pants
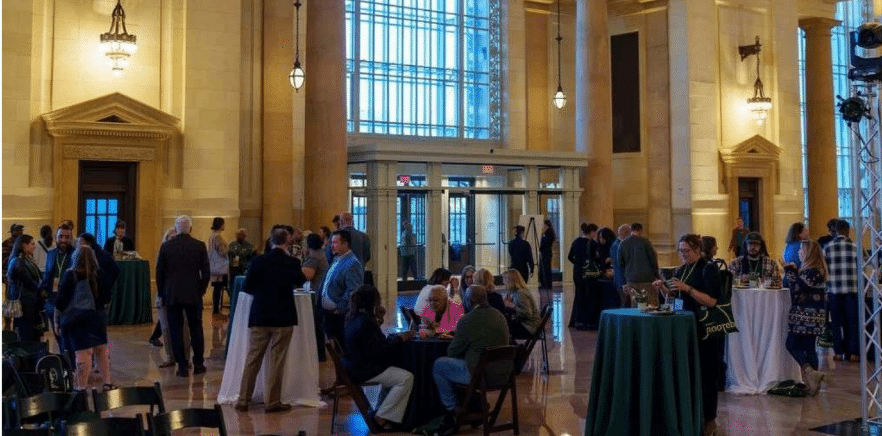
[[167, 303, 205, 371], [149, 321, 162, 341], [322, 309, 346, 351], [314, 299, 326, 361], [786, 332, 819, 369], [570, 279, 598, 329], [211, 275, 229, 313], [699, 337, 724, 423], [400, 255, 417, 280], [539, 254, 553, 290]]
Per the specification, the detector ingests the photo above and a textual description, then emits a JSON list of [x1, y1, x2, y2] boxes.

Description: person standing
[[728, 232, 780, 281], [728, 217, 749, 258], [5, 235, 43, 341], [208, 218, 230, 314], [154, 228, 190, 368], [156, 215, 210, 377], [2, 224, 24, 282], [319, 230, 364, 349], [399, 221, 418, 281], [508, 225, 534, 284], [538, 220, 556, 290], [818, 218, 839, 250], [824, 219, 860, 362], [228, 228, 256, 279], [103, 221, 135, 257], [610, 224, 631, 307], [617, 222, 661, 307], [783, 222, 809, 269], [339, 212, 372, 285], [302, 233, 329, 360], [40, 224, 74, 330], [235, 228, 306, 413], [34, 225, 54, 275], [568, 223, 598, 329]]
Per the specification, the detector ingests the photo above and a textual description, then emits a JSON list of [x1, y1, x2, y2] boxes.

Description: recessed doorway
[[78, 161, 137, 246]]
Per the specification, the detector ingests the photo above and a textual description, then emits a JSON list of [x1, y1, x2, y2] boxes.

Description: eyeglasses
[[678, 248, 694, 254]]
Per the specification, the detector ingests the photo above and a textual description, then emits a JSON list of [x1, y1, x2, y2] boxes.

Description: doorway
[[78, 161, 137, 247], [738, 177, 761, 232]]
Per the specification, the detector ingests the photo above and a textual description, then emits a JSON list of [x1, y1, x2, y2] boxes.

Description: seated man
[[432, 285, 512, 433], [728, 232, 780, 282], [418, 285, 465, 334]]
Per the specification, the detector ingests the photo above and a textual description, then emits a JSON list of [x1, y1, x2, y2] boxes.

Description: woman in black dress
[[538, 220, 556, 291], [655, 234, 723, 436], [567, 223, 598, 330], [56, 245, 115, 391], [5, 235, 43, 341]]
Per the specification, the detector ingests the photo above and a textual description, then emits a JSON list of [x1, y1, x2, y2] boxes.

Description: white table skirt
[[217, 291, 324, 407], [725, 287, 802, 394]]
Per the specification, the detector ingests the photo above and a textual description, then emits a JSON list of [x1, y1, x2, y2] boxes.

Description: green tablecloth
[[107, 259, 153, 325], [585, 309, 703, 436]]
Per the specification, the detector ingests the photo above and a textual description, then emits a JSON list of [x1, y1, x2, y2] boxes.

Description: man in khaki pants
[[235, 228, 306, 413]]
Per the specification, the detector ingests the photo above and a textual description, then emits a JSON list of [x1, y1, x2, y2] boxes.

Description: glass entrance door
[[397, 192, 426, 280]]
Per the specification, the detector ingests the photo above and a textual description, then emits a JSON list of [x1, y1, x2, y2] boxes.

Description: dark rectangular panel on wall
[[611, 32, 640, 153]]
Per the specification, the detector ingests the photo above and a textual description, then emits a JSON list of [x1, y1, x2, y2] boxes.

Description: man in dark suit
[[235, 228, 306, 413], [156, 215, 210, 377], [103, 220, 135, 255], [508, 225, 534, 283]]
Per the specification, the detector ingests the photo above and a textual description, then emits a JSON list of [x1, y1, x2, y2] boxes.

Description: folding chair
[[324, 338, 383, 434], [148, 404, 227, 436], [453, 345, 519, 436]]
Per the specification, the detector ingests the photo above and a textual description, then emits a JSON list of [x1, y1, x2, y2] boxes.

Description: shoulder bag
[[696, 261, 738, 340], [582, 241, 601, 280]]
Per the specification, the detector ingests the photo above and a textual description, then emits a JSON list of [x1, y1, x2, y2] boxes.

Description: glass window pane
[[97, 199, 107, 214], [108, 199, 118, 214], [86, 199, 96, 214]]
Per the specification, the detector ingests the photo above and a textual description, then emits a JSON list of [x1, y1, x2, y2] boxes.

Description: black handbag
[[582, 240, 601, 280]]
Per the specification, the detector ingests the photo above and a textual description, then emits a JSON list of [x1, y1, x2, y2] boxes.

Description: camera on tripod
[[849, 23, 882, 82]]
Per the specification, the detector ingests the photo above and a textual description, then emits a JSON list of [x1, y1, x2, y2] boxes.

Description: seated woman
[[501, 269, 540, 339], [419, 286, 465, 334], [471, 268, 506, 314], [343, 285, 415, 430], [414, 268, 458, 314]]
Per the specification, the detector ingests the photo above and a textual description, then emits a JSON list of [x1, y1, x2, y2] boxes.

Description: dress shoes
[[176, 368, 189, 377], [264, 404, 292, 413], [234, 402, 249, 412], [149, 338, 163, 347], [193, 364, 207, 375]]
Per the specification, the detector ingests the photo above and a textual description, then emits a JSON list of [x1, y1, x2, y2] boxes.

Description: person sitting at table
[[419, 285, 465, 335], [501, 269, 540, 339], [235, 228, 306, 413], [459, 265, 475, 301], [653, 234, 723, 436], [103, 220, 135, 257], [432, 285, 512, 434], [781, 239, 829, 396], [228, 228, 256, 279], [729, 231, 780, 283], [414, 268, 457, 314], [343, 285, 415, 430], [471, 267, 506, 314]]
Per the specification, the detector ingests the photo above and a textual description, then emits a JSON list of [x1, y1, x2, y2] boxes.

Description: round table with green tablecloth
[[107, 259, 153, 325], [585, 308, 703, 436]]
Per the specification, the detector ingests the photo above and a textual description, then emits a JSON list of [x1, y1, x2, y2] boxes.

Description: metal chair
[[514, 304, 552, 375], [452, 345, 520, 436], [63, 414, 146, 436], [324, 338, 383, 434], [148, 404, 227, 436], [91, 381, 166, 416], [8, 391, 91, 432]]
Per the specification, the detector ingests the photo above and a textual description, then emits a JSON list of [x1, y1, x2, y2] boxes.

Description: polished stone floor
[[91, 290, 864, 436]]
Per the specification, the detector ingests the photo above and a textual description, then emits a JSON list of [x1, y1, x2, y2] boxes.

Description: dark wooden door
[[738, 177, 761, 233], [78, 161, 137, 247]]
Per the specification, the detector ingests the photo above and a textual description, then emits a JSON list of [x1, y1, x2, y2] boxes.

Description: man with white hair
[[156, 215, 211, 377]]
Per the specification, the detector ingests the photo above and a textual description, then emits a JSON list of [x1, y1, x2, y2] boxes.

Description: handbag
[[60, 279, 96, 328], [3, 287, 22, 318], [697, 301, 739, 340], [582, 240, 601, 280], [817, 324, 834, 348]]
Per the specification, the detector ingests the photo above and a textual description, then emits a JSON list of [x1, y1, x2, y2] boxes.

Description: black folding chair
[[148, 404, 227, 436], [91, 381, 166, 416], [453, 345, 519, 436], [63, 414, 146, 436]]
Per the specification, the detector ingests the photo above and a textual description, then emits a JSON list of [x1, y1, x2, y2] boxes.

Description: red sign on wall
[[481, 165, 494, 175], [399, 175, 411, 184]]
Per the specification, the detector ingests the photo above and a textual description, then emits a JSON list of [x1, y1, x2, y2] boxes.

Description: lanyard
[[678, 261, 698, 297], [56, 252, 68, 277], [748, 258, 760, 275]]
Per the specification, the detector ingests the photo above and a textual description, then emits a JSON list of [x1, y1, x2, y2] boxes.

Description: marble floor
[[91, 291, 864, 436]]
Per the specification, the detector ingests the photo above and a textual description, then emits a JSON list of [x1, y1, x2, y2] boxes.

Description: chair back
[[149, 404, 226, 436], [407, 308, 419, 328], [11, 391, 90, 428], [5, 428, 51, 436], [63, 414, 146, 436], [515, 305, 552, 374], [91, 382, 165, 415], [399, 306, 412, 327], [469, 345, 518, 390], [324, 338, 382, 434]]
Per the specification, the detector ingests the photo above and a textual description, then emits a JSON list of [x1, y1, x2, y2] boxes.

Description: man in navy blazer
[[235, 228, 306, 412], [155, 215, 210, 377], [319, 229, 364, 349]]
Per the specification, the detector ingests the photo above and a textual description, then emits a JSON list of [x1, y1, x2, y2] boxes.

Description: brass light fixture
[[99, 0, 137, 77], [552, 0, 566, 109], [739, 36, 772, 125], [289, 0, 305, 90]]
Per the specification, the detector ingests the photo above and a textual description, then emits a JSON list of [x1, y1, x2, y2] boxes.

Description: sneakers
[[149, 338, 163, 347], [803, 366, 827, 396], [436, 410, 458, 436]]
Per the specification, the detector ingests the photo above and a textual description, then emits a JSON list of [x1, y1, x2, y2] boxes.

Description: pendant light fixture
[[552, 0, 566, 109], [99, 0, 137, 77], [289, 0, 305, 90], [739, 36, 772, 125]]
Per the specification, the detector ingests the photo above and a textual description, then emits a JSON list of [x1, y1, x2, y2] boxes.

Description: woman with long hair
[[471, 267, 505, 314], [458, 265, 476, 301], [55, 245, 115, 390], [539, 220, 556, 291], [208, 217, 229, 314], [5, 235, 43, 340], [654, 234, 724, 436], [781, 239, 829, 395], [783, 222, 809, 269], [501, 269, 540, 339]]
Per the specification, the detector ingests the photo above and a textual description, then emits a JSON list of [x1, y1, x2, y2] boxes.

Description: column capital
[[799, 17, 841, 34]]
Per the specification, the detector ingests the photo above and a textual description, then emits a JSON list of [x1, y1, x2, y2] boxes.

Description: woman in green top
[[654, 234, 723, 436], [501, 269, 540, 339]]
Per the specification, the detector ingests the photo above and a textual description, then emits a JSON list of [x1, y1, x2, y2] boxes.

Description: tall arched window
[[345, 0, 501, 139]]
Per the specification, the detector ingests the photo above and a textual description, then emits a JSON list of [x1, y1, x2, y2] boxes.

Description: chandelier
[[552, 0, 566, 109], [99, 0, 137, 77], [739, 36, 772, 125], [289, 0, 305, 90]]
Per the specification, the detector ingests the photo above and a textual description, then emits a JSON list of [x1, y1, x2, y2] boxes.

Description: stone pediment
[[42, 93, 180, 139], [721, 134, 780, 164]]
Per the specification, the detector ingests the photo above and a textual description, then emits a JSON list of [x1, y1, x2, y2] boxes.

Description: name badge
[[672, 298, 684, 311]]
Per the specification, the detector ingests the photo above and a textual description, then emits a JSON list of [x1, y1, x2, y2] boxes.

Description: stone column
[[575, 0, 613, 226], [425, 163, 444, 275], [262, 0, 294, 234], [367, 161, 397, 325], [304, 0, 348, 232], [800, 18, 841, 236]]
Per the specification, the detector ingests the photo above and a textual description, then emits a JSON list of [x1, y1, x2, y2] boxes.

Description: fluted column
[[304, 0, 348, 232], [575, 0, 613, 226], [800, 17, 841, 236]]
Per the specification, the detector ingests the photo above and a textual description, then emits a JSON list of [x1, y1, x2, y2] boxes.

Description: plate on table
[[645, 309, 676, 316], [732, 285, 751, 289]]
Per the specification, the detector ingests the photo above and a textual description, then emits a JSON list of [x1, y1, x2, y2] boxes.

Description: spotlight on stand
[[849, 23, 882, 82], [837, 95, 871, 124]]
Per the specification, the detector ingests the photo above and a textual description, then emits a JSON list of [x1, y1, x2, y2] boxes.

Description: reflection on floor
[[99, 289, 863, 436]]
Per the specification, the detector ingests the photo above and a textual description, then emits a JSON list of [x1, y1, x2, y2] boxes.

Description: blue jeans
[[786, 332, 818, 369], [828, 293, 860, 357], [432, 357, 471, 411]]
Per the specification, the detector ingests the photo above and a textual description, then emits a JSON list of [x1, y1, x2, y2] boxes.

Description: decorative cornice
[[721, 134, 781, 164], [47, 121, 174, 139], [63, 144, 157, 161]]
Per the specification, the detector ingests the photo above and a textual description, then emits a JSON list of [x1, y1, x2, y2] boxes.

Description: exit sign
[[481, 165, 494, 175], [399, 175, 411, 184]]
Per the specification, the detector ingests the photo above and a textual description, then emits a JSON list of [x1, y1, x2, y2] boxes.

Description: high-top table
[[107, 259, 152, 325], [586, 309, 703, 436], [725, 286, 802, 394], [217, 289, 323, 407]]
